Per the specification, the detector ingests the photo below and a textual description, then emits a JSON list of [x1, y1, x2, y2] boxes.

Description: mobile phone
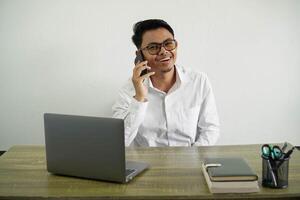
[[134, 51, 148, 76]]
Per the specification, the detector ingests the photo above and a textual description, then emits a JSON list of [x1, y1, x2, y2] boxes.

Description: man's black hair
[[132, 19, 174, 49]]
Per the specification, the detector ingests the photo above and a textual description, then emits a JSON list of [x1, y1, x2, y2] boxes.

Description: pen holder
[[262, 156, 289, 188]]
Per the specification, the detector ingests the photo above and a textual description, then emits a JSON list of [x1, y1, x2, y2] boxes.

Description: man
[[112, 19, 220, 147]]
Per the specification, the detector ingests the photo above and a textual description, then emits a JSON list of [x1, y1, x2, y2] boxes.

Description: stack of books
[[201, 157, 259, 193]]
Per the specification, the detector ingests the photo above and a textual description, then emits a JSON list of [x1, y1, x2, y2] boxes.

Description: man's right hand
[[132, 61, 155, 102]]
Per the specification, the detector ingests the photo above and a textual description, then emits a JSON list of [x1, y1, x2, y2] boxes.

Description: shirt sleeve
[[193, 75, 220, 146], [112, 83, 148, 146]]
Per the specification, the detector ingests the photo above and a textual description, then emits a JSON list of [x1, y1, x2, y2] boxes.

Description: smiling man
[[112, 19, 220, 147]]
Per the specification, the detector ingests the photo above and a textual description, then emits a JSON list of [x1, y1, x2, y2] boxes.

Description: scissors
[[261, 144, 283, 161]]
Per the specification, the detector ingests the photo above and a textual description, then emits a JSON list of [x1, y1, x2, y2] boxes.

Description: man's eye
[[148, 45, 159, 50], [164, 41, 174, 47]]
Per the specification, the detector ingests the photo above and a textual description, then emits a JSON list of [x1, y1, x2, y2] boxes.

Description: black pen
[[277, 146, 300, 169], [284, 146, 300, 159]]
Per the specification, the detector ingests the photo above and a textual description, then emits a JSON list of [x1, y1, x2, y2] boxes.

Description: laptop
[[43, 113, 149, 183]]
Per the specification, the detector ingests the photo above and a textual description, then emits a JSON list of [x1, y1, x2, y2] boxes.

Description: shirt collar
[[175, 65, 187, 85], [146, 65, 187, 91]]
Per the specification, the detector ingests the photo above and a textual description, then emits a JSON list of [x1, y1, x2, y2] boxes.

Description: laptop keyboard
[[126, 169, 136, 176]]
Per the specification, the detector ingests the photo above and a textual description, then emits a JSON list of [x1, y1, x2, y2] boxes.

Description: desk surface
[[0, 144, 299, 200]]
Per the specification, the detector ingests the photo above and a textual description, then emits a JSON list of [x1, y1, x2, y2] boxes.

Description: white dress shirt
[[112, 65, 220, 147]]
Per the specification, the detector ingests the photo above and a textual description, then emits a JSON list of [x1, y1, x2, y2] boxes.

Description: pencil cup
[[262, 156, 289, 188]]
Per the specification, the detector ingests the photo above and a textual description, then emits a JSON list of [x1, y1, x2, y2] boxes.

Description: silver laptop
[[44, 113, 149, 183]]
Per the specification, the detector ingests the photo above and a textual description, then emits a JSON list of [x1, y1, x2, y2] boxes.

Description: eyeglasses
[[140, 39, 177, 55]]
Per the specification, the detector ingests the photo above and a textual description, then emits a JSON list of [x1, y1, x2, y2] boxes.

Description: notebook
[[203, 157, 258, 181], [201, 157, 259, 193], [44, 113, 149, 183]]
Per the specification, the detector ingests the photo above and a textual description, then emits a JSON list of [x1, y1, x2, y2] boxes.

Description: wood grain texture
[[0, 144, 299, 200]]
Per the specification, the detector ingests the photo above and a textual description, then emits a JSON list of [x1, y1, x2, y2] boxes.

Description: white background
[[0, 0, 299, 150]]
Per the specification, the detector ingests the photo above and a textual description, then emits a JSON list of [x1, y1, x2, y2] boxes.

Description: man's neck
[[150, 66, 176, 93]]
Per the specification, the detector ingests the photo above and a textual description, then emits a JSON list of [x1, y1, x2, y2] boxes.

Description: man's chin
[[160, 64, 174, 73], [156, 62, 174, 73]]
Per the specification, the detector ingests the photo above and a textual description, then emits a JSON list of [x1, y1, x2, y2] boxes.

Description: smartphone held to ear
[[134, 51, 148, 76]]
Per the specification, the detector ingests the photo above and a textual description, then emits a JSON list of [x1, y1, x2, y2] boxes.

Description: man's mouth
[[159, 57, 171, 62]]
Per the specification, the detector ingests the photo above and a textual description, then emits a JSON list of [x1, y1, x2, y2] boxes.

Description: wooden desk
[[0, 144, 299, 199]]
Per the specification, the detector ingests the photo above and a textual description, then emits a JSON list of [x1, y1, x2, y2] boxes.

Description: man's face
[[140, 28, 177, 74]]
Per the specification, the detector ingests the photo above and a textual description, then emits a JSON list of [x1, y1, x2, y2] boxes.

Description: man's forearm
[[112, 97, 148, 146], [193, 128, 220, 146]]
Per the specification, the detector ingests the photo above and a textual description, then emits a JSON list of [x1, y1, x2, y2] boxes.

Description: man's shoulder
[[177, 65, 209, 83]]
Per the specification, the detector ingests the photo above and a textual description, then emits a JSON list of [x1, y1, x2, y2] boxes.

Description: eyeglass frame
[[139, 39, 178, 55]]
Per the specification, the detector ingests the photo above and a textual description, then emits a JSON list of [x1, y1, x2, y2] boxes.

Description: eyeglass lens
[[146, 40, 177, 55]]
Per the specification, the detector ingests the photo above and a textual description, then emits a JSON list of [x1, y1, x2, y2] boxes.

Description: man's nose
[[158, 45, 168, 55]]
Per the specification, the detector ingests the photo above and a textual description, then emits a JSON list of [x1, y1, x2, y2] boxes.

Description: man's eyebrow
[[147, 38, 174, 46]]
